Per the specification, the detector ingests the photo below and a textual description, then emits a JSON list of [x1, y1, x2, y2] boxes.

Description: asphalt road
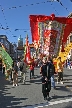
[[0, 68, 72, 108]]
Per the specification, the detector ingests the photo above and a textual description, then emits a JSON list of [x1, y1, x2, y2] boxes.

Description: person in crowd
[[31, 59, 35, 77], [19, 60, 27, 84], [30, 62, 34, 79], [13, 61, 18, 86], [71, 61, 72, 69], [17, 60, 20, 71], [57, 57, 64, 84], [40, 58, 51, 100], [50, 59, 56, 89], [10, 67, 13, 82], [38, 59, 43, 67], [2, 64, 5, 74], [6, 69, 11, 80], [65, 59, 67, 68], [6, 68, 11, 81], [67, 59, 70, 69]]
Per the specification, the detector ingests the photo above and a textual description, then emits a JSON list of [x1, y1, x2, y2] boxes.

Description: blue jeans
[[51, 75, 55, 88]]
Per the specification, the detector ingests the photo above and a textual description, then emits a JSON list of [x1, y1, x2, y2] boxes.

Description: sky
[[0, 0, 72, 44]]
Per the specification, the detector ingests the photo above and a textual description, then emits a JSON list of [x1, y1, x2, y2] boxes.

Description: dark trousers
[[42, 84, 49, 98], [66, 65, 67, 68], [57, 72, 63, 82], [11, 71, 13, 81], [42, 82, 51, 98], [32, 69, 34, 76], [3, 67, 5, 74], [30, 70, 34, 79], [0, 68, 2, 71]]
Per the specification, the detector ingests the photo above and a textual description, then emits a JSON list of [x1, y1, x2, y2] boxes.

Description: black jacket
[[41, 63, 51, 81], [46, 61, 55, 77]]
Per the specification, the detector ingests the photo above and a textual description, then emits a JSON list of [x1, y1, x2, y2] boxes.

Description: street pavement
[[0, 68, 72, 108]]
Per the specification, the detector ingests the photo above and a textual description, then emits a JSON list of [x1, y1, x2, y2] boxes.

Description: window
[[1, 39, 3, 43]]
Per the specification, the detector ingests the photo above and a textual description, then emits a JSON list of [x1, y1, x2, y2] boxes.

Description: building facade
[[17, 43, 35, 59], [0, 35, 17, 60], [17, 49, 24, 59], [18, 35, 23, 47], [0, 35, 10, 53], [10, 43, 17, 60]]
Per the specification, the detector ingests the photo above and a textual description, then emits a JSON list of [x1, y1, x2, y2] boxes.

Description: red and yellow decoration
[[29, 14, 72, 56]]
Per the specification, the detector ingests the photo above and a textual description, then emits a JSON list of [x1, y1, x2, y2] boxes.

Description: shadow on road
[[51, 94, 72, 100], [0, 72, 28, 108], [29, 78, 42, 84], [64, 74, 72, 78]]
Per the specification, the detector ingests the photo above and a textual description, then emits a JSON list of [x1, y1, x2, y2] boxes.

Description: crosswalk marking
[[22, 98, 72, 108]]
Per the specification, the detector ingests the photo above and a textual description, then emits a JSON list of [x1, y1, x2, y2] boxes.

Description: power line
[[0, 5, 14, 36], [0, 0, 71, 38], [0, 23, 2, 26], [0, 5, 10, 36], [0, 5, 8, 28], [1, 0, 56, 10], [70, 0, 72, 2], [56, 0, 70, 12], [0, 4, 31, 33], [50, 1, 60, 16], [0, 26, 30, 32]]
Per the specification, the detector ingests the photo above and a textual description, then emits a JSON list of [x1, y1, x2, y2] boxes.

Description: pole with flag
[[24, 43, 26, 63], [24, 34, 31, 64]]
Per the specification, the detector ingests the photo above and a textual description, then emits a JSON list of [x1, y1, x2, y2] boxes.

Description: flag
[[24, 35, 31, 64], [26, 37, 31, 64], [24, 44, 26, 62]]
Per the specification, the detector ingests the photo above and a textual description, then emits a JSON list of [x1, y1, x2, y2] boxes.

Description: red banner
[[29, 14, 72, 55], [29, 14, 72, 43], [29, 17, 39, 42], [44, 30, 58, 53]]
